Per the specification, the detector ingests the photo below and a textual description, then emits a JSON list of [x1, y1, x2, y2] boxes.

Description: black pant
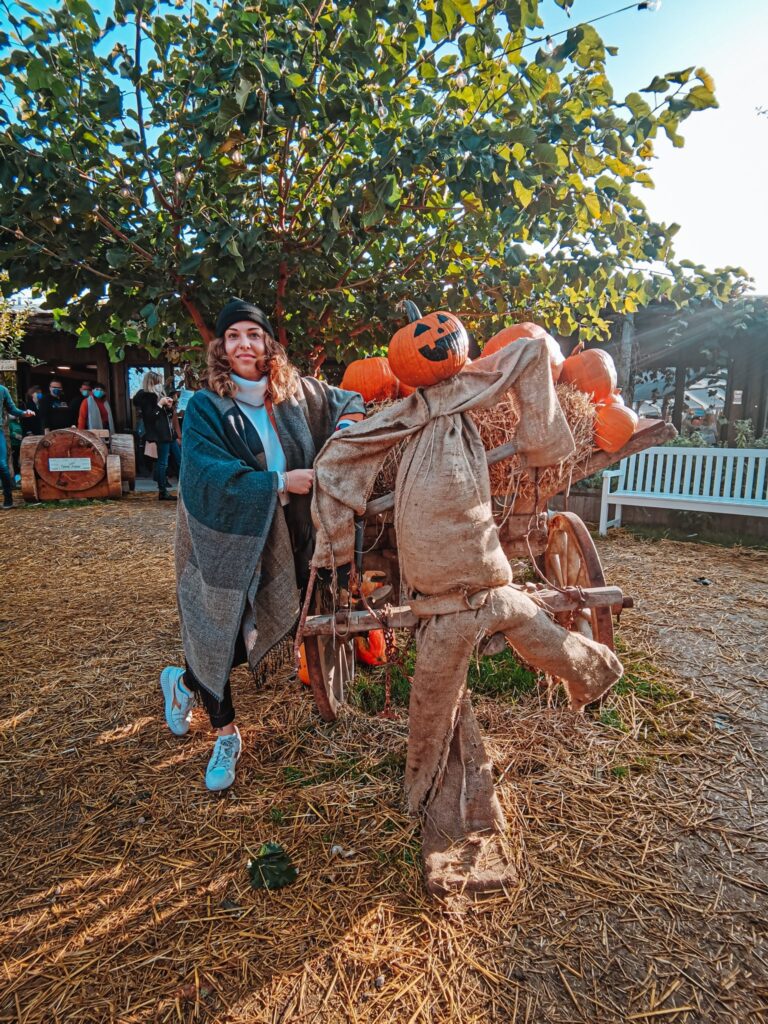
[[183, 633, 246, 730]]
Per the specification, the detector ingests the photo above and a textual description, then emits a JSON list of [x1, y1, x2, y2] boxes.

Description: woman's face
[[224, 321, 268, 381]]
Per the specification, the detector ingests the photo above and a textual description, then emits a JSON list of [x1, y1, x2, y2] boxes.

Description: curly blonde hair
[[203, 333, 300, 403]]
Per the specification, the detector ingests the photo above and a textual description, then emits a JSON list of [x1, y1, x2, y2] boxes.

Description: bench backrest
[[616, 446, 768, 504]]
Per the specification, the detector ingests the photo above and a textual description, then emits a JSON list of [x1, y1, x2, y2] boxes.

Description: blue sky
[[539, 0, 768, 292]]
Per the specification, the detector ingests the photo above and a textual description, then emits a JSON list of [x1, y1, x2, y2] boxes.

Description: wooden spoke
[[543, 512, 614, 650], [305, 584, 355, 723]]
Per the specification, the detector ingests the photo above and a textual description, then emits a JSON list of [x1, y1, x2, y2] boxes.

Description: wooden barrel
[[33, 429, 108, 492], [20, 435, 42, 501], [109, 433, 136, 488]]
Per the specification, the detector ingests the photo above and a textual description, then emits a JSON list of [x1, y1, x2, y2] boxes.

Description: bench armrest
[[601, 468, 622, 495]]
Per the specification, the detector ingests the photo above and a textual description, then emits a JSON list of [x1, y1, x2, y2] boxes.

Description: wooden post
[[672, 362, 686, 432], [617, 314, 635, 402]]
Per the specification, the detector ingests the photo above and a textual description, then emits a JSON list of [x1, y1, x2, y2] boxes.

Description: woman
[[132, 372, 180, 500], [160, 298, 365, 791], [78, 381, 115, 432]]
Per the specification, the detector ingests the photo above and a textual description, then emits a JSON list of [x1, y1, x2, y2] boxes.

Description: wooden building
[[13, 311, 178, 431]]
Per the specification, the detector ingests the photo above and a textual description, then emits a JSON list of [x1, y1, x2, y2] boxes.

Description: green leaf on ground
[[247, 842, 299, 890]]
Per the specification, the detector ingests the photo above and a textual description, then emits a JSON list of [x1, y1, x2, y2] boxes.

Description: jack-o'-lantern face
[[387, 301, 469, 387]]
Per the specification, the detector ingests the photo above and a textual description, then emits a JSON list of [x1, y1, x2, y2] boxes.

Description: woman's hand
[[285, 469, 314, 495]]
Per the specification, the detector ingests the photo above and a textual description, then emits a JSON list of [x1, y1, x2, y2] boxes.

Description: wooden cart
[[20, 428, 137, 503], [302, 418, 676, 722]]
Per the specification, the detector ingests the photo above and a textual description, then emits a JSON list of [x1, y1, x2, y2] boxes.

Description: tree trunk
[[616, 314, 634, 402], [672, 362, 687, 432], [181, 292, 215, 344]]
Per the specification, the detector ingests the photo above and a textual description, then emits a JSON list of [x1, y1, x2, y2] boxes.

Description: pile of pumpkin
[[340, 303, 638, 456]]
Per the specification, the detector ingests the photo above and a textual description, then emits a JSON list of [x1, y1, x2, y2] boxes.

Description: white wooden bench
[[599, 446, 768, 535]]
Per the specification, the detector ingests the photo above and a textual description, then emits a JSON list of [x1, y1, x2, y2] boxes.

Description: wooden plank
[[722, 453, 735, 500], [672, 447, 684, 495], [662, 448, 675, 493], [744, 454, 757, 502], [756, 455, 768, 501], [302, 586, 625, 637], [652, 448, 665, 493], [692, 451, 704, 497], [732, 454, 746, 500]]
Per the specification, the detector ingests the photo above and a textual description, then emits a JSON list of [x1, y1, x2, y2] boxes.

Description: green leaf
[[106, 248, 129, 269], [178, 253, 202, 275], [248, 842, 299, 890], [641, 75, 669, 94], [513, 179, 533, 208], [625, 92, 652, 121]]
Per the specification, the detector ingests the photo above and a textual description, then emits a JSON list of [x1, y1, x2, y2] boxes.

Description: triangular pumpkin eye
[[437, 313, 450, 324], [413, 322, 431, 336]]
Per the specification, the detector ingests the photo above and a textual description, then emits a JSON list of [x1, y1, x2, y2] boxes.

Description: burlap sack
[[394, 413, 512, 595], [311, 335, 576, 574]]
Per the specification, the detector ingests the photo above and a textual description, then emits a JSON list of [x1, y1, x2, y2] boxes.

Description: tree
[[0, 0, 747, 369]]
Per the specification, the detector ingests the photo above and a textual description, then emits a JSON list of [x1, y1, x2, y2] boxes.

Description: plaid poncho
[[176, 378, 364, 701]]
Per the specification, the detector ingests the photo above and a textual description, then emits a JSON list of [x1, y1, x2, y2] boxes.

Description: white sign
[[49, 458, 92, 472], [732, 390, 743, 405], [0, 359, 18, 371]]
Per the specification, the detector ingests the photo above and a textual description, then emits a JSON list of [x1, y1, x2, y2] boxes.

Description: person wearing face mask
[[78, 381, 115, 433], [159, 297, 365, 792], [70, 382, 92, 422], [22, 386, 44, 436], [1, 383, 35, 509], [38, 379, 76, 432]]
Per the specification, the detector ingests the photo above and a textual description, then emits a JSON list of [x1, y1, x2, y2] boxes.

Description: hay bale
[[367, 384, 596, 502]]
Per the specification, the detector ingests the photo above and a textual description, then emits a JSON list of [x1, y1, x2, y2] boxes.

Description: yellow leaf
[[513, 179, 533, 208]]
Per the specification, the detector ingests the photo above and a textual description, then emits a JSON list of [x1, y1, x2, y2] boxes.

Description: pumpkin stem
[[398, 299, 423, 323]]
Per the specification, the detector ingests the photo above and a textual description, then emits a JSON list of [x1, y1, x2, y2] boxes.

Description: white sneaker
[[205, 727, 242, 792], [160, 666, 194, 736]]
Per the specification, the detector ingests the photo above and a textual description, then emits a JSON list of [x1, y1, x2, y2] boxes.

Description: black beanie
[[215, 298, 275, 340]]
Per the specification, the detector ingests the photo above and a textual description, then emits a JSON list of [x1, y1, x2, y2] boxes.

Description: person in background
[[159, 298, 365, 791], [22, 386, 43, 436], [132, 372, 179, 501], [1, 383, 35, 509], [699, 412, 719, 446], [70, 382, 92, 423], [38, 379, 76, 432], [78, 381, 115, 433]]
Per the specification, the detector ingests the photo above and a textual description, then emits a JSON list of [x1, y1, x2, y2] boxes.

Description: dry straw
[[0, 499, 766, 1022], [369, 383, 596, 502]]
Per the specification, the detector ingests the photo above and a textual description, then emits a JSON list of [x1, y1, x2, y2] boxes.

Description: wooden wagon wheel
[[304, 581, 355, 724], [543, 511, 614, 650], [109, 434, 136, 491]]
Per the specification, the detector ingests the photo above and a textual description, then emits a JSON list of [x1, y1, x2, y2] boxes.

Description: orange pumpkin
[[594, 404, 638, 453], [354, 630, 387, 666], [341, 356, 401, 403], [480, 322, 564, 381], [387, 300, 468, 387], [298, 643, 310, 685], [599, 390, 625, 407], [560, 346, 617, 402]]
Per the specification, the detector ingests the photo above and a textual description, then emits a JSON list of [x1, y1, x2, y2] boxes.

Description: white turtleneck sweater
[[231, 373, 288, 503]]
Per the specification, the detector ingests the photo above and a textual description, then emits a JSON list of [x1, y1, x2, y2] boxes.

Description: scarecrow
[[310, 310, 623, 896]]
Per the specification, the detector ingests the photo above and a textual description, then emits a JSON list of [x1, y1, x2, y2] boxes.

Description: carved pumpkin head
[[387, 300, 469, 387]]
